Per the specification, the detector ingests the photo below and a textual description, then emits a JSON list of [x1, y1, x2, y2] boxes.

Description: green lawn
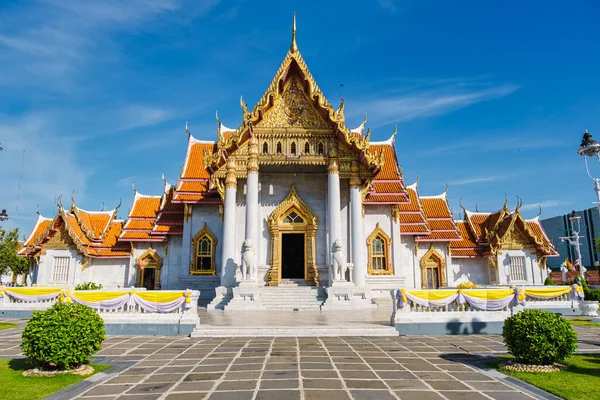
[[0, 359, 110, 400], [498, 354, 600, 400], [0, 322, 18, 330], [568, 318, 600, 328]]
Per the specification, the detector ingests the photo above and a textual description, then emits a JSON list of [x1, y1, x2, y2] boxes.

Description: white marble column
[[245, 135, 259, 282], [328, 159, 343, 282], [220, 157, 237, 287], [350, 177, 366, 285]]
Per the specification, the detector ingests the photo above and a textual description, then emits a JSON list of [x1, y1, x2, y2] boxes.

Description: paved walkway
[[1, 317, 599, 400]]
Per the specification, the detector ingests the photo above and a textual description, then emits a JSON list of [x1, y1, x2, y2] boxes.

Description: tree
[[0, 227, 30, 282]]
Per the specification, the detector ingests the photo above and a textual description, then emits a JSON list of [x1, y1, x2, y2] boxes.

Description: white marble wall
[[447, 257, 491, 287]]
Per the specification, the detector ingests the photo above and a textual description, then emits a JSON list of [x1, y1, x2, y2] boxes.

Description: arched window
[[291, 142, 297, 155], [191, 223, 217, 275], [318, 142, 324, 155], [367, 223, 392, 275], [304, 141, 310, 154], [283, 210, 304, 224], [276, 141, 282, 154], [420, 244, 447, 288], [262, 142, 269, 154]]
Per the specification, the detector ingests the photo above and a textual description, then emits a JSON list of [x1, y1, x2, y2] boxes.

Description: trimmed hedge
[[21, 302, 105, 370], [74, 282, 103, 290], [502, 309, 577, 365]]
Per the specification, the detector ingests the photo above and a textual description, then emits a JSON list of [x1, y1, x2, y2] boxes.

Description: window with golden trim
[[262, 142, 269, 154], [318, 141, 324, 155], [367, 223, 392, 275], [290, 141, 297, 155], [304, 141, 310, 154], [191, 223, 217, 275], [276, 141, 282, 154]]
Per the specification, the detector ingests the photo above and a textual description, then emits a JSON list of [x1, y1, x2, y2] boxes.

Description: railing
[[0, 286, 200, 326], [393, 285, 582, 321]]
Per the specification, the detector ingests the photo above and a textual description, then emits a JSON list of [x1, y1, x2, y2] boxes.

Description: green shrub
[[74, 282, 103, 291], [543, 277, 555, 286], [21, 302, 105, 370], [502, 309, 577, 365]]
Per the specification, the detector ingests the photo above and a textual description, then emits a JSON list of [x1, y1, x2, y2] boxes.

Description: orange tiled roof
[[152, 183, 184, 235], [363, 142, 408, 205], [416, 194, 461, 242], [18, 214, 53, 256], [70, 205, 116, 242], [119, 192, 165, 242], [396, 184, 429, 235], [450, 221, 481, 257], [173, 136, 220, 204]]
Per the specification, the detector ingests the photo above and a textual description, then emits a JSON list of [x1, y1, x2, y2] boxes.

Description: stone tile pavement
[[1, 319, 599, 400]]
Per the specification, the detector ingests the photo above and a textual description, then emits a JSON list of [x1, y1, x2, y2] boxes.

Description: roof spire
[[132, 181, 136, 195], [185, 121, 190, 138], [290, 13, 298, 53]]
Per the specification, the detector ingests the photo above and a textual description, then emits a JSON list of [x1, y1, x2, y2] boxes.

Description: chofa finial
[[392, 122, 397, 140], [185, 121, 190, 138], [132, 182, 136, 194], [290, 13, 298, 53]]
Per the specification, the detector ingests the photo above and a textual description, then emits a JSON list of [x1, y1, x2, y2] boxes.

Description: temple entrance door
[[142, 268, 156, 290], [281, 233, 305, 279]]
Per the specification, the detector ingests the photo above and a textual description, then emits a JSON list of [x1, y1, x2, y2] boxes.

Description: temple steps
[[191, 325, 399, 337], [258, 286, 327, 311]]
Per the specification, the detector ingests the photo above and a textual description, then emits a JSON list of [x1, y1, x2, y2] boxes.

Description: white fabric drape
[[71, 293, 131, 310], [130, 294, 186, 313], [3, 290, 61, 302]]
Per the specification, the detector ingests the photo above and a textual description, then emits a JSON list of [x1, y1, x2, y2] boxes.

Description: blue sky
[[1, 0, 599, 236]]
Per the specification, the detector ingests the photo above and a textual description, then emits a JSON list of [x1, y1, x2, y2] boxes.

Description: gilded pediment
[[41, 229, 77, 254], [501, 225, 530, 250], [257, 78, 330, 130]]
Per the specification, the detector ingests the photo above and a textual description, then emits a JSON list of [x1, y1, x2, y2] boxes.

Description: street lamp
[[560, 210, 585, 277], [0, 209, 8, 222], [577, 130, 600, 215]]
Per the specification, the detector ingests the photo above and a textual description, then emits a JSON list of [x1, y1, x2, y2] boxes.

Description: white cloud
[[0, 0, 220, 86], [448, 176, 507, 186], [0, 113, 91, 233], [347, 78, 518, 127], [521, 200, 571, 211]]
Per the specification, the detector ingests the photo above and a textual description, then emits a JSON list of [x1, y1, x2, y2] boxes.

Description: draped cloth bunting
[[0, 287, 193, 314], [0, 286, 62, 302], [394, 286, 576, 311]]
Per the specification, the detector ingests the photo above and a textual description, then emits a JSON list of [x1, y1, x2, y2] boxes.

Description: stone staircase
[[191, 324, 399, 337], [257, 281, 327, 311]]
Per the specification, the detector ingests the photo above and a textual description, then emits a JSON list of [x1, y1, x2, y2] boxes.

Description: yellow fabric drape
[[5, 287, 62, 296], [71, 291, 129, 302], [407, 290, 458, 301], [135, 291, 184, 303], [524, 287, 571, 298], [461, 289, 514, 300]]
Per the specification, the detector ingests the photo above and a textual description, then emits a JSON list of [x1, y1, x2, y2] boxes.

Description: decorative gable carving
[[257, 78, 330, 130], [501, 225, 531, 250], [41, 229, 77, 254]]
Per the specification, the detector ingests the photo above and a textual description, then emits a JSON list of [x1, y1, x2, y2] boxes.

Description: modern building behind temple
[[17, 20, 558, 308]]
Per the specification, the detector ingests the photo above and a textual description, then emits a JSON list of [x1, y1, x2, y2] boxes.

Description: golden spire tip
[[290, 13, 298, 53]]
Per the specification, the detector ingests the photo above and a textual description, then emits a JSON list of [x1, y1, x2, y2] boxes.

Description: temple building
[[18, 19, 558, 309]]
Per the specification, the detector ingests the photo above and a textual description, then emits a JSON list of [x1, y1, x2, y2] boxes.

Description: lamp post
[[577, 130, 600, 216], [560, 210, 585, 277], [0, 209, 8, 222]]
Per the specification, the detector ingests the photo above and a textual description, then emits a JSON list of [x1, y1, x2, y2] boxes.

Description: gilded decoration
[[136, 247, 163, 289], [267, 185, 318, 286], [41, 229, 77, 254], [191, 223, 217, 275], [257, 77, 331, 130], [420, 244, 447, 289], [366, 223, 393, 275], [501, 224, 531, 250]]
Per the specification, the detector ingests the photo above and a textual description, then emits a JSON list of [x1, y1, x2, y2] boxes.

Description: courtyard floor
[[1, 314, 599, 400]]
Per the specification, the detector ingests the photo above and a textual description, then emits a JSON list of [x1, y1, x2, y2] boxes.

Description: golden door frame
[[420, 243, 447, 289], [136, 247, 163, 290], [267, 185, 318, 286]]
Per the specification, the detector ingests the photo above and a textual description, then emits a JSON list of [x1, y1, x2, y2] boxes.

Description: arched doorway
[[420, 244, 447, 289], [136, 247, 163, 290], [267, 185, 318, 286]]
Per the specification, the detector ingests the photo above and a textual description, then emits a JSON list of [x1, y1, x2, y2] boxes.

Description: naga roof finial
[[290, 13, 298, 53], [240, 95, 250, 121], [71, 190, 76, 209], [36, 204, 40, 215], [115, 197, 122, 212], [363, 110, 368, 125], [132, 182, 136, 195], [185, 121, 190, 138], [161, 171, 167, 185], [101, 202, 104, 212], [444, 183, 449, 194], [536, 205, 542, 218], [392, 122, 397, 140]]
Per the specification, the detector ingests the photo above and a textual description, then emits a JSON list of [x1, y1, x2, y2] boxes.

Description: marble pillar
[[328, 159, 343, 283], [245, 135, 259, 282], [350, 178, 366, 285], [220, 157, 237, 287]]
